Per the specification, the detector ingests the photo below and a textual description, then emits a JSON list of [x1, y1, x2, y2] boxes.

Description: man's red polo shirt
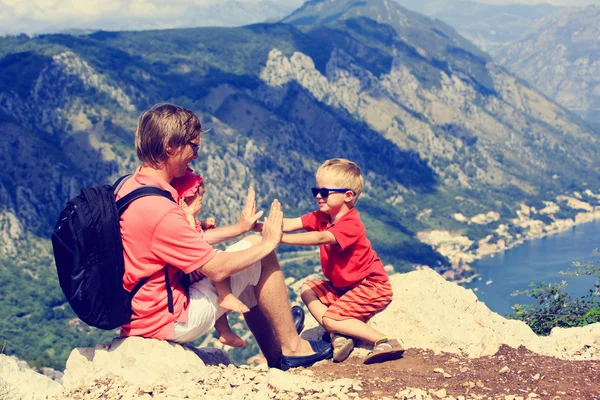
[[116, 168, 216, 340], [301, 208, 388, 288]]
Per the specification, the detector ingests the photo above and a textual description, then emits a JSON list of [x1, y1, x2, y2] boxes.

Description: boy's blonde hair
[[316, 158, 364, 204]]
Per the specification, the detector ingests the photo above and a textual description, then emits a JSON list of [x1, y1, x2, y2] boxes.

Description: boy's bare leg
[[300, 283, 329, 326], [216, 279, 250, 314], [214, 314, 246, 348], [322, 317, 385, 344], [301, 284, 384, 343]]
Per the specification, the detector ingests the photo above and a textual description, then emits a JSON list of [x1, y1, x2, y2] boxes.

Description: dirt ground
[[302, 345, 600, 399]]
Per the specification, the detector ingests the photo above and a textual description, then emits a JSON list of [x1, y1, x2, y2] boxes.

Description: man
[[117, 103, 331, 369]]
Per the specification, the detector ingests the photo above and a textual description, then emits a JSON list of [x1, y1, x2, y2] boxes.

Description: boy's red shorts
[[305, 277, 393, 321]]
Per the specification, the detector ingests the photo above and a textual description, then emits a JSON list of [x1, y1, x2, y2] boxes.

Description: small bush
[[510, 257, 600, 336]]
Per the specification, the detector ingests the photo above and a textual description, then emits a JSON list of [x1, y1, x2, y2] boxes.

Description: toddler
[[173, 170, 249, 348]]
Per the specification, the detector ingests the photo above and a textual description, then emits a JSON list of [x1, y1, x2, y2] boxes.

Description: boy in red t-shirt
[[280, 158, 404, 364]]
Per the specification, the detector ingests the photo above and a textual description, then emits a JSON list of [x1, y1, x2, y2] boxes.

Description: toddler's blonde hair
[[316, 158, 364, 205]]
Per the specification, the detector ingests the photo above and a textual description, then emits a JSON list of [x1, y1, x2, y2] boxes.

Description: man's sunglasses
[[188, 141, 200, 153], [311, 187, 355, 198]]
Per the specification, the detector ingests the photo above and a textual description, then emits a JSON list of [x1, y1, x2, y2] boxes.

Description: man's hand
[[236, 187, 264, 233], [261, 200, 283, 249]]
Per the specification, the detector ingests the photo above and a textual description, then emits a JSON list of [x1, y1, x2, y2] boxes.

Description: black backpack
[[51, 175, 176, 330]]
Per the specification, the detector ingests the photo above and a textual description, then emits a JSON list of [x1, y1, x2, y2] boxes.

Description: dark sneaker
[[363, 337, 405, 365], [280, 339, 333, 371], [291, 305, 305, 334], [331, 333, 354, 363]]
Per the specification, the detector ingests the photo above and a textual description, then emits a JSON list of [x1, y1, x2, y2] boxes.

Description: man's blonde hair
[[317, 158, 364, 203], [135, 103, 205, 167]]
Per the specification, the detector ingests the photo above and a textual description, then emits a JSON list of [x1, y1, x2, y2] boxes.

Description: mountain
[[390, 0, 561, 53], [1, 0, 600, 369], [494, 5, 600, 124]]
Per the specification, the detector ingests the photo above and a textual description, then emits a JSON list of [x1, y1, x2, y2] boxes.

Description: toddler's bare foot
[[219, 293, 250, 314], [219, 330, 246, 348]]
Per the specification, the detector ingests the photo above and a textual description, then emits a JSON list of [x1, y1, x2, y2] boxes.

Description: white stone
[[62, 337, 208, 389], [0, 354, 63, 400]]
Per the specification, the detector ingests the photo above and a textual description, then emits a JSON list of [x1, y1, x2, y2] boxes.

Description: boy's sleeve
[[300, 211, 320, 232], [327, 217, 362, 251], [150, 209, 216, 274]]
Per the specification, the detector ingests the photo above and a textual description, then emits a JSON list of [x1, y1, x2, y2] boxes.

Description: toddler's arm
[[281, 231, 337, 246]]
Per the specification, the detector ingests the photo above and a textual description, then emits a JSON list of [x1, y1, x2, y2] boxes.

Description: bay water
[[463, 220, 600, 316]]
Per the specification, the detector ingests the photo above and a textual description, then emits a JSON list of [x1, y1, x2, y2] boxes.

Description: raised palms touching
[[261, 199, 283, 249], [237, 187, 264, 232]]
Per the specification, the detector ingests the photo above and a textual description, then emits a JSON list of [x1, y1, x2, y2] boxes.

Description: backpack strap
[[164, 266, 174, 313], [115, 182, 177, 314], [116, 186, 175, 214], [113, 174, 132, 194]]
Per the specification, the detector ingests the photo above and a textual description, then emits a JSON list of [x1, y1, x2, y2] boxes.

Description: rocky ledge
[[4, 269, 599, 400]]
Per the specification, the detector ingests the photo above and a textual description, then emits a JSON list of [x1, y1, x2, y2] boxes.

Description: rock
[[0, 354, 63, 400], [184, 344, 232, 366], [499, 366, 510, 374], [62, 337, 213, 389]]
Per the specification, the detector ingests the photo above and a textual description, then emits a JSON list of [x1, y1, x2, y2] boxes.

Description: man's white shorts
[[173, 239, 261, 343]]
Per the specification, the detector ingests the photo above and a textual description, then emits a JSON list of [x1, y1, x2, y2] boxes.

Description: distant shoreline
[[418, 207, 600, 284]]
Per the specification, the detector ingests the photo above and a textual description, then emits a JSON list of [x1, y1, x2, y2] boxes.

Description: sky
[[0, 0, 597, 36], [477, 0, 597, 4]]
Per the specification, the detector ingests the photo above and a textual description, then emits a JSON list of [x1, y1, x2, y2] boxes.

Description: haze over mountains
[[393, 1, 600, 124], [1, 0, 600, 368], [494, 5, 600, 124], [392, 0, 561, 53]]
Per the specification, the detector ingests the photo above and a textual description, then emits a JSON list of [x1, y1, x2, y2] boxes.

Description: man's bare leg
[[251, 249, 314, 357], [244, 306, 281, 368]]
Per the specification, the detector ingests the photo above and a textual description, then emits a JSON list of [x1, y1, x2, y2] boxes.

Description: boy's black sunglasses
[[311, 187, 355, 198]]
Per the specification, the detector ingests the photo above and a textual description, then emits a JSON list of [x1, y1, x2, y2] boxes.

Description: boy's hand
[[200, 217, 216, 230], [237, 187, 264, 232], [261, 200, 283, 249]]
